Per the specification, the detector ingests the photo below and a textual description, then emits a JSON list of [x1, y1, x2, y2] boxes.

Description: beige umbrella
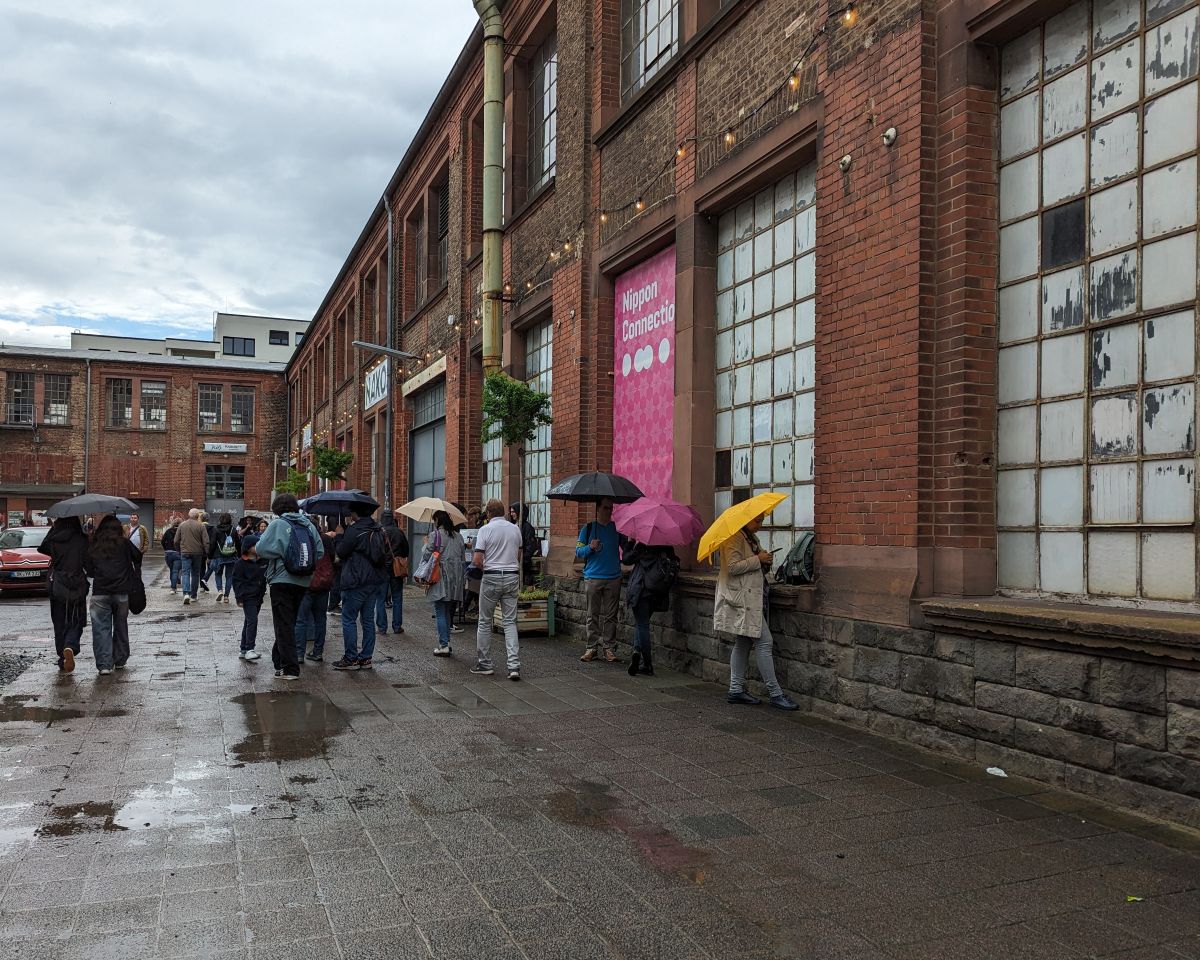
[[395, 497, 468, 526]]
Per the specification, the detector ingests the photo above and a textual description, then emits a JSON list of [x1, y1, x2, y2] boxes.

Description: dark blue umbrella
[[300, 489, 379, 517]]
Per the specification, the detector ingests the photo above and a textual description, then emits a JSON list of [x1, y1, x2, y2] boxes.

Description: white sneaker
[[240, 650, 261, 661], [433, 645, 451, 657], [98, 668, 113, 676], [450, 625, 464, 634], [183, 596, 191, 605]]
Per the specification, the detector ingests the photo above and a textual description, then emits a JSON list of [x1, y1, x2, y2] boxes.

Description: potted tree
[[481, 370, 554, 634], [313, 445, 354, 491]]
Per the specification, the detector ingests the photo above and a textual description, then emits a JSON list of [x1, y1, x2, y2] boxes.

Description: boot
[[628, 651, 642, 677], [640, 649, 654, 676]]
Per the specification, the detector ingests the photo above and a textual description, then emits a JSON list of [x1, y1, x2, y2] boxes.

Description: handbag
[[412, 531, 442, 586], [129, 577, 147, 615], [392, 556, 410, 578]]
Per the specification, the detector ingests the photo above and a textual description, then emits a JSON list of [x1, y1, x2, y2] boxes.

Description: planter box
[[494, 595, 555, 636]]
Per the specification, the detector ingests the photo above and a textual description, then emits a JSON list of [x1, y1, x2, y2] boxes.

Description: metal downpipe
[[474, 0, 505, 375]]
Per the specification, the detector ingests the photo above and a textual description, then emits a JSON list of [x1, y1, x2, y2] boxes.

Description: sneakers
[[240, 650, 261, 661], [469, 664, 494, 676], [332, 658, 357, 671], [770, 694, 799, 711], [274, 668, 283, 677], [450, 625, 464, 634], [357, 659, 373, 671], [277, 672, 299, 681], [115, 663, 126, 671], [63, 649, 75, 673], [305, 653, 323, 663], [183, 596, 192, 605], [580, 649, 597, 662], [727, 691, 762, 706], [508, 671, 521, 682], [170, 587, 178, 595], [433, 645, 452, 657], [98, 668, 113, 676]]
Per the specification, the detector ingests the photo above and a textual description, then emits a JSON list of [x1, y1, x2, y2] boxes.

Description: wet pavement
[[0, 573, 1198, 959]]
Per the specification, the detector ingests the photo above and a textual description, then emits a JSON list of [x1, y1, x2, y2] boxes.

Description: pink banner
[[613, 246, 676, 499]]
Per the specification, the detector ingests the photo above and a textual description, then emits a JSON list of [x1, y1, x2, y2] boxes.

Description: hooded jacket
[[335, 515, 389, 590], [42, 520, 90, 601], [85, 523, 143, 596], [713, 529, 766, 638], [380, 512, 410, 560], [254, 512, 323, 587], [209, 519, 236, 560]]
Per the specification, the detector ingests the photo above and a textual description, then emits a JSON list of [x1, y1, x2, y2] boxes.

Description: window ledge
[[508, 177, 555, 233], [921, 597, 1200, 664], [405, 284, 449, 328]]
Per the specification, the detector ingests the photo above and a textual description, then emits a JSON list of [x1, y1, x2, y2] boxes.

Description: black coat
[[231, 558, 268, 605], [335, 518, 389, 590], [42, 524, 90, 600], [623, 542, 677, 613], [85, 536, 142, 596], [209, 521, 235, 559], [380, 514, 409, 560]]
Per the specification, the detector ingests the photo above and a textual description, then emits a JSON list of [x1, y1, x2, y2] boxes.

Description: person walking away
[[254, 494, 322, 680], [84, 515, 142, 675], [42, 516, 89, 672], [470, 499, 523, 680], [576, 498, 626, 663], [714, 515, 798, 710], [161, 516, 182, 594], [177, 509, 209, 604], [333, 505, 389, 670], [125, 512, 149, 559], [510, 503, 541, 585], [231, 534, 266, 661], [622, 540, 679, 677], [421, 511, 464, 657], [375, 510, 409, 636], [209, 512, 238, 602], [296, 523, 335, 663]]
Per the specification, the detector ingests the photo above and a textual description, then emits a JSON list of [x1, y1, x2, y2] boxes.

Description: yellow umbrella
[[697, 492, 788, 563]]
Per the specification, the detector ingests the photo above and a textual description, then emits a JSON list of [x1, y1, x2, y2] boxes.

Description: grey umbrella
[[545, 472, 644, 504], [45, 494, 139, 519]]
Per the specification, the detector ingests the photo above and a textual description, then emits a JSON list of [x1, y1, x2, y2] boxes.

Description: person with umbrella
[[42, 516, 90, 673], [420, 510, 465, 656], [85, 515, 143, 675], [332, 499, 389, 671], [701, 493, 798, 711], [576, 499, 628, 664]]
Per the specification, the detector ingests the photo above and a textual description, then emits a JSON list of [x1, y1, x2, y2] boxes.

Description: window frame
[[222, 336, 255, 357], [4, 372, 34, 426], [620, 0, 680, 102], [197, 383, 224, 433], [138, 380, 167, 431], [105, 377, 134, 429], [42, 374, 70, 426], [526, 31, 559, 193], [268, 330, 289, 346], [230, 385, 255, 435]]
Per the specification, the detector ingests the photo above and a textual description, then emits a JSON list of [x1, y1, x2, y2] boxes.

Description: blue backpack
[[282, 517, 316, 576]]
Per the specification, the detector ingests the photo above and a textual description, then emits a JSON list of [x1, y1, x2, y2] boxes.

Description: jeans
[[375, 577, 404, 632], [295, 590, 329, 658], [270, 583, 306, 676], [433, 599, 453, 648], [241, 600, 261, 651], [476, 572, 519, 672], [90, 594, 130, 671], [584, 577, 621, 652], [164, 550, 182, 590], [341, 584, 383, 661], [182, 554, 205, 599], [631, 598, 652, 656], [729, 620, 784, 698], [50, 597, 86, 664], [214, 558, 235, 596]]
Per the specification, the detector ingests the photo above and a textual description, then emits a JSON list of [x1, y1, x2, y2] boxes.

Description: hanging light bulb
[[599, 211, 608, 224], [635, 197, 645, 212], [675, 144, 686, 159], [563, 241, 572, 253], [503, 281, 513, 295], [841, 4, 858, 26], [724, 128, 736, 147], [526, 280, 534, 290]]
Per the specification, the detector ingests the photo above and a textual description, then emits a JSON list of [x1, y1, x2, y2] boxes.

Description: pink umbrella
[[613, 497, 704, 547]]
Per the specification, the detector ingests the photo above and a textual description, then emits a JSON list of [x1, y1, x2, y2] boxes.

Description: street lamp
[[351, 341, 420, 512]]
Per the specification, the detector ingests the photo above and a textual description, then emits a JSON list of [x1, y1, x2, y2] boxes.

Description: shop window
[[4, 372, 34, 425], [523, 320, 554, 540], [223, 336, 255, 357], [43, 375, 70, 425], [139, 381, 167, 430], [621, 0, 679, 101], [269, 330, 289, 346], [106, 378, 133, 428], [198, 383, 223, 432], [231, 386, 255, 434], [996, 0, 1200, 602], [205, 465, 245, 500], [714, 164, 817, 556], [527, 32, 558, 192]]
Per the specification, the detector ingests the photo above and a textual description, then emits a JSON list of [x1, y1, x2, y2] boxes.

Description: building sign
[[402, 355, 447, 396], [202, 442, 248, 454], [363, 358, 389, 410], [613, 245, 676, 499], [302, 422, 313, 450]]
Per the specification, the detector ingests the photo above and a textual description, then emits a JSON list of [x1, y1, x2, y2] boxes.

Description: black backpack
[[775, 532, 815, 585], [282, 517, 317, 576], [643, 552, 680, 595]]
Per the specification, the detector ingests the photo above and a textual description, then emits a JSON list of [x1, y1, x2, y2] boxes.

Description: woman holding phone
[[713, 514, 798, 710]]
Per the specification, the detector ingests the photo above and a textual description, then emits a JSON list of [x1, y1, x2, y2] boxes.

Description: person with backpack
[[714, 514, 798, 711], [621, 540, 679, 678], [42, 516, 90, 673], [253, 494, 323, 681], [230, 533, 267, 661], [208, 512, 238, 603], [374, 510, 409, 636], [161, 515, 182, 594], [575, 498, 628, 664], [333, 504, 390, 671], [418, 511, 464, 657], [84, 515, 143, 675], [296, 521, 335, 663]]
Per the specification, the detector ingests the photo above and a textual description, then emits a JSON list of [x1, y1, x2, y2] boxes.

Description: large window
[[106, 378, 133, 428], [527, 32, 558, 191], [198, 383, 223, 432], [223, 336, 255, 357], [621, 0, 679, 101], [269, 330, 288, 346], [524, 320, 554, 541], [4, 373, 33, 425], [205, 465, 245, 500], [231, 386, 255, 434], [483, 435, 503, 509], [996, 0, 1200, 602], [714, 165, 817, 556], [43, 375, 70, 425], [139, 381, 166, 430]]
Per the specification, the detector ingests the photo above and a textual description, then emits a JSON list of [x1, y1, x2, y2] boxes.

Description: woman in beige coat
[[714, 515, 798, 710]]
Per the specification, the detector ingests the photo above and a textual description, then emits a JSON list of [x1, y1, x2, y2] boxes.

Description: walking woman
[[714, 514, 798, 710], [84, 515, 142, 675], [42, 516, 89, 672], [422, 510, 464, 657], [209, 512, 238, 602], [622, 540, 677, 677]]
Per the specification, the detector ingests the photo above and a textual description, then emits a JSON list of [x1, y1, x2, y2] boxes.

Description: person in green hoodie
[[253, 494, 323, 680]]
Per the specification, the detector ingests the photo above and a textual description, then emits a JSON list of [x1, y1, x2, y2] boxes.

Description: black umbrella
[[300, 489, 380, 517], [45, 494, 139, 519], [545, 472, 644, 504]]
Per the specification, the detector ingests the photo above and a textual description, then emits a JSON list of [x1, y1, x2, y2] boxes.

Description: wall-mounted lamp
[[882, 127, 898, 147], [838, 154, 853, 173]]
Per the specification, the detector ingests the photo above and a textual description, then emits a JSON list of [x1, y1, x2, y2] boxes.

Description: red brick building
[[287, 0, 1200, 821], [0, 346, 287, 531]]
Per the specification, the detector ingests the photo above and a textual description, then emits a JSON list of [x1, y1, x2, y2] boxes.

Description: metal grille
[[4, 372, 33, 425], [139, 381, 166, 430], [198, 383, 223, 433], [714, 164, 817, 556], [527, 32, 558, 191], [621, 0, 679, 101], [106, 378, 132, 428], [523, 320, 554, 540], [996, 0, 1200, 602], [42, 374, 69, 425], [231, 386, 255, 434]]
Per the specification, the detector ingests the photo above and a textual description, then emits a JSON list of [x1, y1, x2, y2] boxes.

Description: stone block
[[934, 702, 1015, 746], [933, 633, 974, 665], [686, 634, 720, 661], [1115, 744, 1200, 798], [787, 662, 837, 702], [806, 639, 839, 669], [1013, 719, 1115, 772], [1063, 764, 1200, 830], [1054, 699, 1165, 750], [836, 677, 869, 710], [852, 647, 900, 687], [1014, 647, 1097, 700], [898, 656, 974, 705], [976, 741, 1068, 787], [700, 658, 730, 688], [974, 639, 1015, 684], [853, 621, 934, 656], [1167, 704, 1200, 760], [1167, 668, 1200, 709], [975, 682, 1059, 725], [821, 617, 854, 646], [1096, 659, 1166, 715], [834, 645, 856, 679], [868, 685, 935, 723]]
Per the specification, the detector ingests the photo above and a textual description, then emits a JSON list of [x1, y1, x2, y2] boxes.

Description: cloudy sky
[[0, 1, 478, 348]]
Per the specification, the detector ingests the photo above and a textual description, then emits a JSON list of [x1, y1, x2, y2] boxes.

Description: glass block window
[[621, 0, 679, 101], [139, 380, 166, 430], [106, 378, 133, 428], [523, 320, 554, 540], [714, 164, 817, 556], [231, 386, 255, 434], [527, 32, 558, 192], [198, 383, 222, 432], [996, 0, 1200, 602], [43, 375, 69, 425], [5, 372, 33, 425]]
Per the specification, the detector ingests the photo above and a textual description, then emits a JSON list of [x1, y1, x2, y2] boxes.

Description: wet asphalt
[[0, 570, 1198, 959]]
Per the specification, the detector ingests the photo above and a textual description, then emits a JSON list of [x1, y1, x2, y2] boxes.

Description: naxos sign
[[363, 358, 389, 410]]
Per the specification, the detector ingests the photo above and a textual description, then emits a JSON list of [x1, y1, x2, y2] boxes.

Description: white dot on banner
[[658, 338, 670, 364], [622, 353, 632, 377]]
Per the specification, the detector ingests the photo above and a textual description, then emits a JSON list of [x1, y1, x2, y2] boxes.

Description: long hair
[[94, 515, 124, 543], [432, 510, 455, 534], [51, 516, 82, 534]]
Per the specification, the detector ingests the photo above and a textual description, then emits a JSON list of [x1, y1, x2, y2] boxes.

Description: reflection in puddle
[[229, 692, 349, 763], [0, 695, 129, 724]]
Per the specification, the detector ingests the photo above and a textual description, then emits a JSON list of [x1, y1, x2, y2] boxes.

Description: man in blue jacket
[[333, 504, 390, 670], [576, 498, 627, 664], [254, 494, 323, 680]]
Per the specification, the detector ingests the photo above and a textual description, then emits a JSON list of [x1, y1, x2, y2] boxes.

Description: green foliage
[[275, 467, 310, 496], [518, 587, 550, 601], [313, 445, 354, 482], [481, 371, 552, 449]]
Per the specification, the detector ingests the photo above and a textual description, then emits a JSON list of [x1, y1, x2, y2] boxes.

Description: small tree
[[274, 467, 310, 497], [481, 371, 552, 586], [313, 445, 354, 491]]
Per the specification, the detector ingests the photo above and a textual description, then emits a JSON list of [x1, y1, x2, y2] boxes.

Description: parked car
[[0, 526, 51, 594]]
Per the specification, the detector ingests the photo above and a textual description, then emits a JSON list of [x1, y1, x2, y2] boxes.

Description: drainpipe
[[83, 358, 92, 492], [383, 195, 395, 511], [474, 0, 505, 375]]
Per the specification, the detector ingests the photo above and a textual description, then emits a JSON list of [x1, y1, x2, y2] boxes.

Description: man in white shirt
[[470, 498, 524, 680], [125, 513, 149, 556]]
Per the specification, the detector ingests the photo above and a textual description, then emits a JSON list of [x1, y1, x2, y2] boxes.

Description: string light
[[675, 144, 686, 159], [723, 128, 736, 147], [842, 3, 859, 26], [599, 212, 608, 224], [634, 197, 645, 212]]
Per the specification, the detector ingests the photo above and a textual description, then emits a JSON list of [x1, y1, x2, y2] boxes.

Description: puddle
[[626, 824, 711, 883], [0, 826, 36, 848], [229, 692, 349, 763], [37, 801, 127, 837], [0, 696, 128, 724]]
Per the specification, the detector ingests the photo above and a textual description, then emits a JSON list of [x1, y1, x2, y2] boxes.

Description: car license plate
[[11, 571, 42, 579]]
